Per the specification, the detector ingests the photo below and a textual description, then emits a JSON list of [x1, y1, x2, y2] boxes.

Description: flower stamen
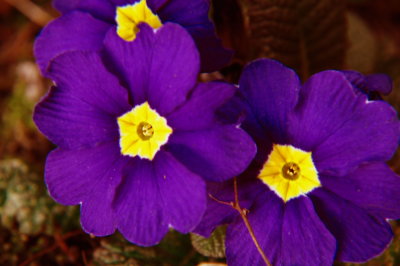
[[282, 162, 300, 180], [137, 122, 154, 140]]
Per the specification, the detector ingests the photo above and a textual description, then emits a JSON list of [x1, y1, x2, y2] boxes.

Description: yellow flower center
[[115, 0, 163, 41], [117, 102, 172, 160], [258, 144, 320, 203]]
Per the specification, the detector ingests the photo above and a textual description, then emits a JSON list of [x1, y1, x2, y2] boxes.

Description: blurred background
[[1, 0, 400, 265]]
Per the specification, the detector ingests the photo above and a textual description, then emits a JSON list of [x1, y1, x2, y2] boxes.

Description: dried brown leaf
[[213, 0, 347, 81], [190, 226, 226, 259]]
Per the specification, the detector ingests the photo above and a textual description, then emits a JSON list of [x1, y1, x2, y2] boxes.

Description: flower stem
[[209, 178, 272, 266], [232, 177, 271, 266]]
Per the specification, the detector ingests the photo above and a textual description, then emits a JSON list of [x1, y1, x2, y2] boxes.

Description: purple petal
[[239, 59, 300, 143], [34, 11, 110, 75], [53, 0, 80, 13], [341, 70, 367, 95], [102, 23, 199, 115], [158, 0, 209, 25], [194, 196, 237, 237], [185, 25, 233, 73], [341, 70, 392, 96], [225, 190, 283, 266], [80, 157, 128, 236], [45, 141, 125, 206], [310, 189, 393, 262], [216, 186, 336, 266], [34, 51, 130, 149], [110, 0, 169, 10], [47, 51, 131, 116], [114, 158, 168, 246], [194, 178, 261, 237], [167, 81, 235, 130], [288, 71, 362, 151], [366, 73, 393, 95], [226, 191, 335, 266], [154, 151, 206, 233], [158, 0, 232, 72], [321, 163, 400, 220], [280, 197, 336, 265], [53, 0, 115, 21], [166, 125, 256, 182], [313, 99, 399, 176]]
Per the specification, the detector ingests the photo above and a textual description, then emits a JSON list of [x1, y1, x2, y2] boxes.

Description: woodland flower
[[195, 59, 400, 265], [33, 24, 255, 246], [35, 0, 231, 74]]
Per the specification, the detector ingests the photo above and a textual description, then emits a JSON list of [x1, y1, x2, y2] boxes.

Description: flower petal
[[102, 23, 199, 115], [166, 125, 256, 182], [341, 70, 392, 96], [288, 71, 362, 151], [34, 51, 130, 149], [80, 157, 128, 236], [194, 178, 262, 237], [167, 81, 235, 130], [114, 158, 168, 246], [185, 25, 233, 73], [45, 141, 125, 206], [54, 0, 115, 21], [365, 73, 392, 95], [226, 191, 335, 266], [225, 190, 283, 266], [310, 188, 393, 262], [239, 59, 300, 143], [313, 99, 399, 176], [110, 0, 169, 11], [154, 151, 206, 233], [34, 11, 110, 74], [321, 163, 400, 220], [280, 197, 336, 265], [53, 0, 80, 13]]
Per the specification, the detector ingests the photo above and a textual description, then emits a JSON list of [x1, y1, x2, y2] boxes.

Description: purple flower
[[195, 59, 400, 265], [33, 24, 255, 246], [34, 0, 232, 74]]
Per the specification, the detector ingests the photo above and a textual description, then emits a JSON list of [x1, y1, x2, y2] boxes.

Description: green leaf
[[212, 0, 347, 81], [190, 226, 226, 258]]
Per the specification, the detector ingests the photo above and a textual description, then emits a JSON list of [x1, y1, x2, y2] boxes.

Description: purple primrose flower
[[34, 0, 232, 74], [33, 24, 255, 246], [195, 59, 400, 265]]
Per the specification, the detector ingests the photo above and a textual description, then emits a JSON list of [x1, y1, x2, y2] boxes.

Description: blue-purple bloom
[[195, 59, 400, 265], [33, 24, 255, 246], [35, 0, 232, 74]]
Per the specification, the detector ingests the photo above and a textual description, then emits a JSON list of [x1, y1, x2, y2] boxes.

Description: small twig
[[208, 193, 234, 207], [232, 178, 271, 266], [19, 230, 83, 266], [82, 251, 89, 266], [209, 179, 272, 266], [3, 0, 53, 26]]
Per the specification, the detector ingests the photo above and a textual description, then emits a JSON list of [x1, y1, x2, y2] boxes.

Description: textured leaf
[[212, 0, 347, 81], [190, 226, 226, 258]]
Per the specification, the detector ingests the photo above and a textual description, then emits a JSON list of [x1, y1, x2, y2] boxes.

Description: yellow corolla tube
[[258, 144, 320, 203], [117, 102, 172, 160], [116, 0, 163, 41]]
